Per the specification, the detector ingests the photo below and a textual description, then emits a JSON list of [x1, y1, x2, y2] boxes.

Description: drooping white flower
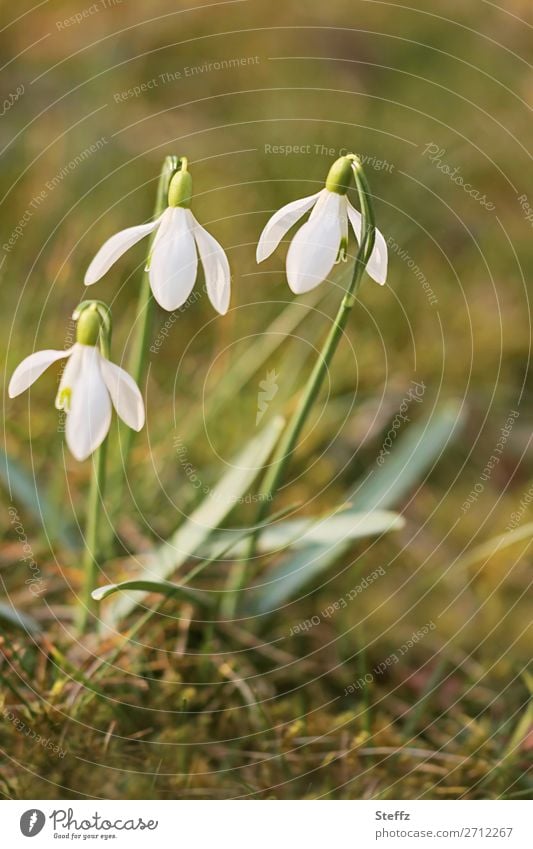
[[9, 342, 145, 462], [256, 156, 388, 294], [84, 166, 231, 315]]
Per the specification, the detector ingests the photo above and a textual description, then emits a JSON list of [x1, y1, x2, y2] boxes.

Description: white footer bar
[[3, 800, 530, 847]]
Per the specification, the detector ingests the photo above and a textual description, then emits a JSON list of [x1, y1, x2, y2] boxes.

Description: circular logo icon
[[20, 809, 46, 837]]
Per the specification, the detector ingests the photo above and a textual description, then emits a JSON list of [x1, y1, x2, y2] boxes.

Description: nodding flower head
[[9, 302, 144, 461], [84, 158, 231, 315], [256, 154, 388, 294]]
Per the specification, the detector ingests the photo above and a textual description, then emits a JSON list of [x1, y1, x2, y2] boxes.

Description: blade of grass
[[454, 521, 533, 572]]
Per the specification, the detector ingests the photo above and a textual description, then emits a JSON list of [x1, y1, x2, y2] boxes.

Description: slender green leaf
[[93, 580, 212, 608], [245, 544, 346, 617], [94, 504, 298, 617], [109, 415, 285, 622], [247, 403, 464, 616], [205, 508, 405, 555], [455, 521, 533, 572], [0, 601, 41, 634], [245, 508, 404, 615], [351, 401, 464, 510], [0, 449, 77, 549]]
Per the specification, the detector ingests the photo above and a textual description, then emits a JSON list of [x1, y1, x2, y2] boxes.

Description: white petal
[[148, 206, 174, 254], [9, 347, 72, 398], [100, 357, 145, 431], [256, 190, 323, 262], [55, 344, 84, 409], [192, 215, 231, 315], [149, 208, 198, 311], [346, 202, 388, 285], [66, 347, 112, 461], [286, 190, 343, 294], [84, 215, 164, 285]]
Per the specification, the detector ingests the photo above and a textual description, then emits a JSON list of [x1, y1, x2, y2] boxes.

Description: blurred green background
[[0, 0, 531, 799]]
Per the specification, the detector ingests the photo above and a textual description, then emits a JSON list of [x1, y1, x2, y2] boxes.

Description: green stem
[[225, 160, 376, 611], [77, 438, 108, 633], [76, 303, 113, 634], [122, 155, 180, 463]]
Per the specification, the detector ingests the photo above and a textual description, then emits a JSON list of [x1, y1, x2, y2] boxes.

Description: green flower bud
[[168, 169, 193, 208], [325, 155, 355, 195], [76, 306, 101, 346]]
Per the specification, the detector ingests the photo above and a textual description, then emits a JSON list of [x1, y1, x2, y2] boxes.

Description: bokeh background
[[1, 0, 532, 799]]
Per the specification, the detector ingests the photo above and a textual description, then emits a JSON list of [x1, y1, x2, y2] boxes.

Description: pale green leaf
[[0, 449, 77, 549], [245, 508, 403, 615], [92, 580, 212, 609], [109, 415, 285, 622], [205, 508, 404, 556], [351, 401, 464, 511], [0, 601, 41, 634]]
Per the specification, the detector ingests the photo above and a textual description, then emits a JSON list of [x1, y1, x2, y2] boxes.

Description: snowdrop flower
[[256, 154, 388, 294], [84, 161, 231, 314], [8, 304, 144, 462]]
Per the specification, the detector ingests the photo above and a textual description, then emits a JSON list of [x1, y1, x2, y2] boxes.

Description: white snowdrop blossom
[[84, 167, 231, 314], [9, 342, 145, 462], [256, 156, 388, 294]]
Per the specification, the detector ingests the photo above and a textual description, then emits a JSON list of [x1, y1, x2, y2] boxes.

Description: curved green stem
[[122, 155, 180, 462], [224, 159, 377, 613]]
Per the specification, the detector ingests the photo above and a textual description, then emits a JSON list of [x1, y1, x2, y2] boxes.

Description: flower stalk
[[114, 155, 179, 502], [74, 301, 112, 634], [127, 154, 180, 417], [243, 157, 376, 574]]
